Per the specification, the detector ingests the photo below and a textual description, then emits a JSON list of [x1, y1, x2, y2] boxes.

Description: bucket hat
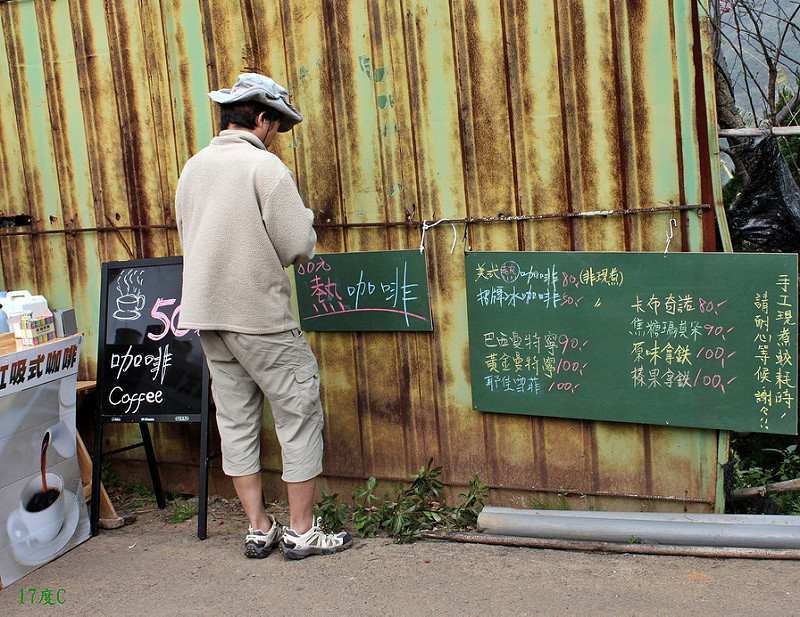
[[208, 73, 302, 132]]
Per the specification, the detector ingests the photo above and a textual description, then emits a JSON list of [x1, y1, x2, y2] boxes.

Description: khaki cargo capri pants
[[199, 329, 324, 483]]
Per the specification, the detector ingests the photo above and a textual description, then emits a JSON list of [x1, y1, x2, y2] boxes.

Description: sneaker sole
[[279, 538, 353, 560], [244, 541, 277, 558]]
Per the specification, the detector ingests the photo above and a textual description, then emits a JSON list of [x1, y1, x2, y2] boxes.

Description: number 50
[[147, 298, 190, 340]]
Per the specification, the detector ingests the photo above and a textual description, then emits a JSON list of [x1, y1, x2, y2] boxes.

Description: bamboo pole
[[718, 126, 800, 137], [731, 478, 800, 500], [422, 530, 800, 560]]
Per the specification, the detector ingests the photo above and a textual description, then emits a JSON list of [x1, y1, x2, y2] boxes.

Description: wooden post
[[75, 380, 124, 529], [76, 432, 124, 528]]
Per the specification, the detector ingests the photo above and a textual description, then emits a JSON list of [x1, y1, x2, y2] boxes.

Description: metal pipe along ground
[[476, 507, 800, 550]]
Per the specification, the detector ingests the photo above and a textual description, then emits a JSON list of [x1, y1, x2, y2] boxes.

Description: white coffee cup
[[16, 472, 65, 544], [115, 293, 145, 318]]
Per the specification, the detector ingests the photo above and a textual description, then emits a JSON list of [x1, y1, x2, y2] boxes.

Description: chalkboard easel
[[92, 256, 214, 539]]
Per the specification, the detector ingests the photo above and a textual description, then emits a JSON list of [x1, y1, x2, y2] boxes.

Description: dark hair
[[219, 101, 281, 132]]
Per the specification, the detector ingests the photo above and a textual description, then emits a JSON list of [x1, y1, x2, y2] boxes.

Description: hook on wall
[[664, 218, 678, 256], [419, 218, 458, 255]]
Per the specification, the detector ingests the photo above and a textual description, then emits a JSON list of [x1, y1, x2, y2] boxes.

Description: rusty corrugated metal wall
[[0, 0, 726, 511]]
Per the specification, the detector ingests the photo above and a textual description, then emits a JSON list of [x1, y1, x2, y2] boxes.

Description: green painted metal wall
[[0, 0, 726, 511]]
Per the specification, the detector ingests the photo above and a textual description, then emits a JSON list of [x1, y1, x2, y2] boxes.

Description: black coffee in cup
[[26, 488, 61, 513]]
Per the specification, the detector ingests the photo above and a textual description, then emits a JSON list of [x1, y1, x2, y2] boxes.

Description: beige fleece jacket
[[175, 130, 316, 333]]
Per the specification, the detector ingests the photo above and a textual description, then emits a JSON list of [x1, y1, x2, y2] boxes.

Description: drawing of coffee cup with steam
[[114, 269, 146, 321]]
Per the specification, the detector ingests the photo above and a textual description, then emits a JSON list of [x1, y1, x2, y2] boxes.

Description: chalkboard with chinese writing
[[293, 250, 433, 331], [97, 257, 207, 422], [465, 251, 798, 434]]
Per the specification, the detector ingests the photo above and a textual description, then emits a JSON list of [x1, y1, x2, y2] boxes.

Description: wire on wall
[[0, 204, 710, 238]]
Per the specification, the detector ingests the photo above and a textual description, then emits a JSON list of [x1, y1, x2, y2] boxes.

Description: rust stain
[[105, 3, 145, 258], [552, 0, 578, 251], [0, 0, 720, 508], [504, 1, 571, 251], [37, 2, 74, 230], [403, 5, 439, 221], [666, 0, 689, 251], [609, 0, 635, 251], [568, 2, 597, 216], [4, 5, 49, 292], [325, 0, 362, 205], [690, 0, 718, 251], [282, 0, 343, 231], [240, 0, 261, 70], [68, 0, 134, 263], [625, 0, 654, 204], [198, 1, 220, 83], [641, 424, 654, 495], [107, 1, 173, 259]]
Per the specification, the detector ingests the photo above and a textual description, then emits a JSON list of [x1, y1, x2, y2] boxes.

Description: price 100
[[548, 381, 581, 394]]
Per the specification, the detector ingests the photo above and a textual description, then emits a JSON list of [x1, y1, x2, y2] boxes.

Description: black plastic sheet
[[727, 135, 800, 253]]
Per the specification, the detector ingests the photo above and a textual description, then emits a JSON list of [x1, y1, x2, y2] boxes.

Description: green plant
[[737, 464, 770, 488], [528, 497, 551, 510], [119, 480, 156, 509], [579, 493, 597, 511], [375, 458, 445, 543], [450, 474, 489, 528], [528, 490, 570, 511], [351, 476, 382, 538], [100, 461, 119, 489], [314, 459, 489, 544], [381, 494, 424, 543], [762, 444, 800, 483], [167, 498, 198, 523], [730, 434, 800, 515], [627, 536, 642, 544], [732, 440, 800, 487], [409, 459, 444, 502], [314, 487, 350, 532]]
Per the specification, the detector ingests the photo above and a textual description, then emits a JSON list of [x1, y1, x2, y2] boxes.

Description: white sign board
[[0, 335, 89, 590]]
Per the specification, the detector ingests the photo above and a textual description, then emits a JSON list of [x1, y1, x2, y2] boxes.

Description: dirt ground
[[2, 492, 800, 617]]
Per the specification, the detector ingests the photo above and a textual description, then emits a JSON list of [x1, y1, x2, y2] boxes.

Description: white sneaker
[[279, 516, 353, 559], [244, 514, 281, 558]]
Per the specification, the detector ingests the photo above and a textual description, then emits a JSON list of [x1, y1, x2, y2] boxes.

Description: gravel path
[[2, 498, 799, 616]]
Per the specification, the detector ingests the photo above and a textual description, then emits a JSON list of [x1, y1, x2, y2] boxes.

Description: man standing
[[175, 73, 351, 560]]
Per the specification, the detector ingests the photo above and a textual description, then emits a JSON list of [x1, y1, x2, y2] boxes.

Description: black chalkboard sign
[[465, 251, 798, 434], [97, 257, 206, 422], [94, 256, 214, 539], [293, 250, 433, 331]]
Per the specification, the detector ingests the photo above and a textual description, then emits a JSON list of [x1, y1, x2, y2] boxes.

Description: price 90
[[147, 298, 189, 340]]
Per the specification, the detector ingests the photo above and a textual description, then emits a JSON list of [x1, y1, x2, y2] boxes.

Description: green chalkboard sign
[[293, 250, 433, 331], [465, 251, 798, 434]]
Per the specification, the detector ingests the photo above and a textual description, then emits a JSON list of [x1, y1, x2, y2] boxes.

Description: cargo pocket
[[294, 357, 319, 384], [286, 356, 322, 429]]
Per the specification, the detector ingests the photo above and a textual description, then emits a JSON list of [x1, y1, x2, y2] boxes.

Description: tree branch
[[775, 90, 800, 126]]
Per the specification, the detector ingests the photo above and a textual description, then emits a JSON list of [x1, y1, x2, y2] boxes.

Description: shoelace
[[288, 526, 343, 547]]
